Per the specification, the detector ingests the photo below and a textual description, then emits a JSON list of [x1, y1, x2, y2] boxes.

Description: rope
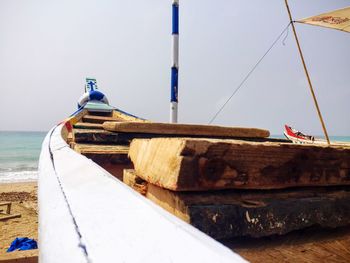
[[208, 22, 292, 124]]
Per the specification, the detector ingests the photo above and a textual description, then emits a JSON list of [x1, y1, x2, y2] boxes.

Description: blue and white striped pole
[[170, 0, 179, 123]]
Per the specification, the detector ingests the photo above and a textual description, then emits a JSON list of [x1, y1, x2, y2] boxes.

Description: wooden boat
[[284, 125, 350, 146], [38, 83, 252, 262], [284, 125, 316, 144], [38, 3, 350, 263], [38, 83, 350, 262]]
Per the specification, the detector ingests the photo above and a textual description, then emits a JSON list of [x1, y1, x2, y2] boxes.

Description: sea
[[0, 131, 47, 183], [0, 131, 349, 184]]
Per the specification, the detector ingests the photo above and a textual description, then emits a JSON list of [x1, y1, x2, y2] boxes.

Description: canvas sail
[[298, 7, 350, 33]]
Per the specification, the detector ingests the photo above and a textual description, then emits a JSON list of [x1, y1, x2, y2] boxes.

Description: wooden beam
[[73, 122, 103, 129], [72, 144, 130, 164], [129, 138, 350, 191], [72, 143, 129, 155], [0, 213, 21, 221], [72, 144, 132, 180], [103, 122, 270, 138], [73, 128, 174, 144], [146, 183, 350, 239], [0, 202, 12, 214], [123, 169, 147, 195], [82, 115, 124, 124], [73, 129, 131, 144]]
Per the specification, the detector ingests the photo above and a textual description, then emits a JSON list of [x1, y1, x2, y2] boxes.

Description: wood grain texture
[[73, 129, 131, 144], [103, 122, 270, 138], [73, 122, 103, 129], [82, 115, 124, 124], [123, 169, 147, 195], [72, 144, 130, 166], [129, 138, 350, 191], [146, 183, 350, 239], [72, 143, 129, 155]]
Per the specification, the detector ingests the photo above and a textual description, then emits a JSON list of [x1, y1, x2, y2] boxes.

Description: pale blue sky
[[0, 0, 349, 135]]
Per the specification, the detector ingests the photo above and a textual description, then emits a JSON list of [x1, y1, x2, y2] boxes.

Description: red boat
[[284, 125, 315, 144]]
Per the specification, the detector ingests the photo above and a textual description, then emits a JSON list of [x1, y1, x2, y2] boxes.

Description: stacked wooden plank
[[72, 119, 273, 180], [72, 119, 350, 239], [129, 138, 350, 190], [126, 137, 350, 239], [103, 121, 270, 138], [70, 113, 134, 179]]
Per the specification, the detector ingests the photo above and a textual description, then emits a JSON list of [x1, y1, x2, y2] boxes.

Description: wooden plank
[[72, 143, 129, 155], [73, 122, 103, 129], [123, 169, 147, 195], [82, 115, 124, 124], [73, 129, 131, 144], [74, 128, 285, 145], [129, 138, 350, 191], [103, 122, 270, 138], [146, 183, 350, 239], [73, 128, 193, 144], [72, 144, 131, 178], [0, 213, 21, 221], [0, 202, 11, 214], [72, 143, 129, 164]]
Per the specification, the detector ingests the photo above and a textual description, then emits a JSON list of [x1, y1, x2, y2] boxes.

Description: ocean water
[[0, 131, 46, 183], [330, 136, 350, 142]]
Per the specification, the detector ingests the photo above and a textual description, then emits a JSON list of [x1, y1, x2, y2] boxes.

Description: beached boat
[[38, 84, 249, 262], [38, 3, 350, 263], [284, 125, 350, 146], [38, 79, 350, 262], [284, 125, 316, 144]]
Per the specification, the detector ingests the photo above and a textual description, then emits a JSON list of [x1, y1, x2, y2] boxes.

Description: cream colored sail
[[298, 6, 350, 33]]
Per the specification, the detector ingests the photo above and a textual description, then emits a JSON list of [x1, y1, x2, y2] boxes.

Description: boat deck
[[67, 109, 350, 262]]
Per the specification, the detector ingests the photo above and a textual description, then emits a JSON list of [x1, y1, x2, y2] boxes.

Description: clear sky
[[1, 0, 349, 135]]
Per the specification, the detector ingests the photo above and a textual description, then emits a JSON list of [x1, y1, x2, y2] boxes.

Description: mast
[[170, 0, 179, 123], [284, 0, 331, 145]]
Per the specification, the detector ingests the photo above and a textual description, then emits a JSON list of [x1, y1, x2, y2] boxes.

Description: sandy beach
[[0, 181, 38, 262]]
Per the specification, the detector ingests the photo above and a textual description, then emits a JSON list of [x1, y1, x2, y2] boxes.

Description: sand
[[0, 182, 38, 262]]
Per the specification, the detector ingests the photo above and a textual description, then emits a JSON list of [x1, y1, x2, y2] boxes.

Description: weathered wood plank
[[73, 122, 103, 129], [129, 138, 350, 191], [82, 115, 124, 124], [146, 183, 350, 239], [73, 129, 171, 144], [73, 129, 131, 144], [72, 143, 132, 180], [103, 122, 270, 138], [123, 169, 147, 195], [74, 127, 285, 145], [0, 213, 21, 221], [72, 143, 130, 164], [72, 143, 129, 155], [74, 128, 241, 144]]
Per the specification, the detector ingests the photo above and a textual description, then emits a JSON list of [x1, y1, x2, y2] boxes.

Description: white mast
[[170, 0, 179, 123]]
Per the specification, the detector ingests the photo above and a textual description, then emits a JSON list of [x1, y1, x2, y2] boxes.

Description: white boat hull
[[38, 124, 247, 262]]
